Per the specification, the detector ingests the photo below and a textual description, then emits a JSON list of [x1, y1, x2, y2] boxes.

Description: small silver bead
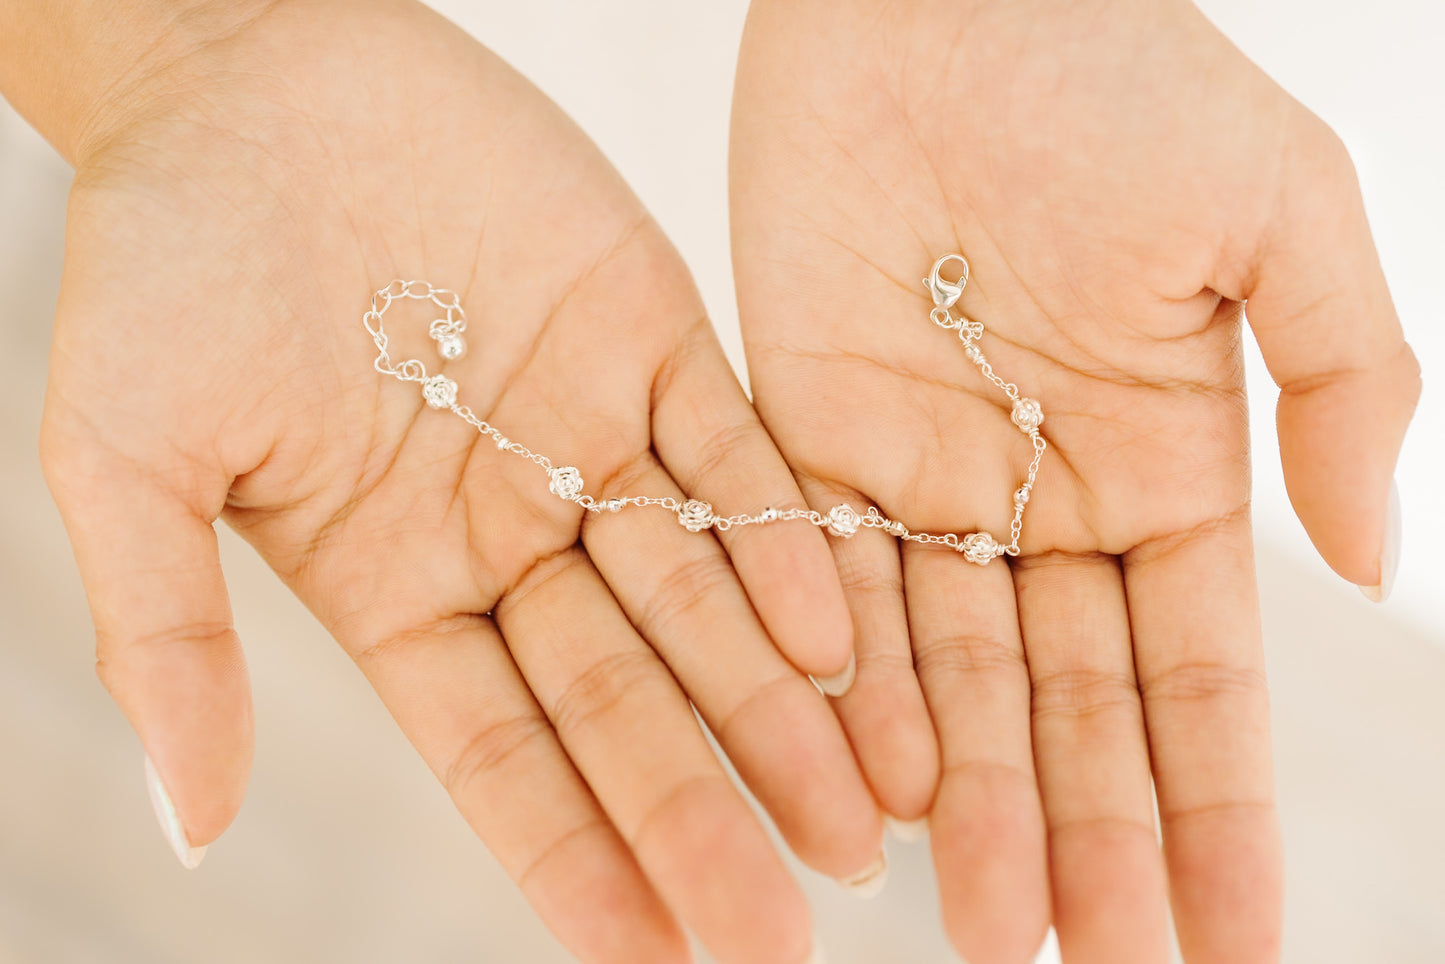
[[965, 344, 984, 363], [886, 520, 908, 537], [605, 499, 625, 512], [421, 374, 458, 409], [759, 507, 780, 523], [548, 466, 584, 501], [495, 436, 509, 450], [437, 333, 467, 361], [1014, 485, 1031, 506]]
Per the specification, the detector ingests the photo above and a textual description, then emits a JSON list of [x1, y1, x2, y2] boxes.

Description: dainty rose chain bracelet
[[362, 254, 1047, 565]]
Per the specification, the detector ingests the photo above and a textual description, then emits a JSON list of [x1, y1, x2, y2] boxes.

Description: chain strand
[[364, 255, 1047, 565]]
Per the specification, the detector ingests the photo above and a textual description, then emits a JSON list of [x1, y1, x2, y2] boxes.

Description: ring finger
[[498, 547, 814, 964]]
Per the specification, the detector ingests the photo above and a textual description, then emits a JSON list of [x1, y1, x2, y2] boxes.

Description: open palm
[[731, 0, 1419, 961], [37, 2, 887, 962]]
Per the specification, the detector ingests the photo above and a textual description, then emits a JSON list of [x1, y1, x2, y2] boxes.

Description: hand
[[731, 0, 1418, 961], [20, 1, 885, 960]]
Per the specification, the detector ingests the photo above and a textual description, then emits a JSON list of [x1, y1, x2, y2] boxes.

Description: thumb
[[1242, 127, 1420, 602], [40, 417, 252, 867]]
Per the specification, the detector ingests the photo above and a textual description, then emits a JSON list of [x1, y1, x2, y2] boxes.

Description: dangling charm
[[436, 332, 467, 360], [430, 318, 468, 361]]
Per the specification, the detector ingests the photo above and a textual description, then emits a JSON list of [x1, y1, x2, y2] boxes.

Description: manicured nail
[[814, 654, 856, 698], [1360, 479, 1401, 603], [144, 755, 206, 869], [885, 814, 929, 843], [837, 849, 888, 899]]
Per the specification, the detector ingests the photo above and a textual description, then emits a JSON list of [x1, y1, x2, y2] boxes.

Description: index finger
[[649, 319, 855, 687]]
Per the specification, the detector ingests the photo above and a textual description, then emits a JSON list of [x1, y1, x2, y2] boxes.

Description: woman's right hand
[[8, 2, 885, 961]]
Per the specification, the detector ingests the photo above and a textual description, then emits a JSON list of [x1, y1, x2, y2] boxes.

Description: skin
[[731, 0, 1419, 962], [4, 1, 889, 962]]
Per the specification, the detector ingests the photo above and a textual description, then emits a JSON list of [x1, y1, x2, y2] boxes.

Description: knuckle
[[687, 420, 761, 486], [36, 414, 89, 497], [515, 818, 613, 892], [853, 649, 918, 680], [912, 632, 1026, 684], [634, 553, 735, 642], [1392, 341, 1424, 409], [835, 555, 902, 600], [628, 772, 732, 852], [1031, 668, 1141, 723], [350, 614, 479, 665], [94, 620, 238, 665], [1139, 661, 1267, 708], [712, 671, 802, 743], [587, 448, 655, 503], [444, 712, 554, 799], [649, 315, 709, 411], [93, 621, 240, 697], [548, 649, 673, 739]]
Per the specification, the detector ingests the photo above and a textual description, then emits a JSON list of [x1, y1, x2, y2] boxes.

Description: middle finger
[[1014, 552, 1170, 963], [583, 456, 884, 885], [905, 541, 1050, 963]]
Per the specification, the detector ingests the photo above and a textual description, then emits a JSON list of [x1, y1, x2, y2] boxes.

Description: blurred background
[[1, 1, 1441, 961]]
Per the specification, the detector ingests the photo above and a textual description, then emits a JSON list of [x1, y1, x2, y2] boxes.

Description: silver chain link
[[364, 256, 1047, 565]]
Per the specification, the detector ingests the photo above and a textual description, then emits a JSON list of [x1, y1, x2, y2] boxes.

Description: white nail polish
[[1360, 479, 1401, 603], [144, 755, 207, 870], [813, 654, 857, 698], [837, 849, 888, 899], [885, 814, 929, 843]]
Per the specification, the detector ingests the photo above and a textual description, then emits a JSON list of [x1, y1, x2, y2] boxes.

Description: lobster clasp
[[923, 253, 970, 309]]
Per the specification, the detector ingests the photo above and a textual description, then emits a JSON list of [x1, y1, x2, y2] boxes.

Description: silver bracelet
[[362, 254, 1046, 565]]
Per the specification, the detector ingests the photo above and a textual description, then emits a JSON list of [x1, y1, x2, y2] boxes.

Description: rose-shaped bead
[[959, 531, 1000, 566], [825, 504, 862, 538], [548, 466, 584, 501], [1011, 397, 1044, 433], [421, 374, 458, 410], [678, 499, 715, 532]]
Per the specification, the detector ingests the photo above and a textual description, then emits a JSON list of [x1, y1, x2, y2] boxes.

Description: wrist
[[0, 0, 281, 164]]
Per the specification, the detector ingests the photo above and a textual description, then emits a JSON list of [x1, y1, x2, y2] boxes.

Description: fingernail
[[803, 935, 827, 964], [885, 814, 929, 843], [813, 654, 856, 698], [837, 849, 888, 899], [145, 755, 207, 869], [1360, 479, 1401, 603]]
